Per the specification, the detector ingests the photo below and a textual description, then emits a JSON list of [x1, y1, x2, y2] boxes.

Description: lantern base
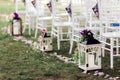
[[79, 66, 101, 73], [80, 68, 102, 74], [78, 43, 102, 72]]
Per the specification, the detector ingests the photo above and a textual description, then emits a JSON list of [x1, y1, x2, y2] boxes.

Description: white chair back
[[35, 0, 52, 38], [99, 0, 120, 32], [52, 0, 69, 16], [36, 0, 45, 16], [15, 0, 25, 14], [99, 0, 120, 69], [23, 0, 37, 35], [51, 0, 72, 50], [25, 0, 36, 15]]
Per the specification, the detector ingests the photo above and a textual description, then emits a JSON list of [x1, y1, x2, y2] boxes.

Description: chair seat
[[55, 13, 68, 16], [53, 22, 71, 26], [102, 32, 120, 38], [38, 16, 52, 20], [87, 26, 101, 30], [106, 26, 120, 30], [88, 20, 100, 23]]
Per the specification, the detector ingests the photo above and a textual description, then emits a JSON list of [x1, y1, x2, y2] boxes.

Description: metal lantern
[[39, 37, 53, 51], [11, 18, 23, 36], [78, 43, 101, 73]]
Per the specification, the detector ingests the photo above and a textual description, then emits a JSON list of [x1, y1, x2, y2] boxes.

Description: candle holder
[[11, 18, 23, 36], [38, 36, 53, 52], [78, 43, 101, 73], [38, 28, 53, 51], [78, 29, 101, 73], [10, 12, 23, 36]]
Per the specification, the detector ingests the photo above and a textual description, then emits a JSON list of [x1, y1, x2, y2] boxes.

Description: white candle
[[13, 20, 20, 34], [14, 26, 19, 34], [88, 54, 94, 67]]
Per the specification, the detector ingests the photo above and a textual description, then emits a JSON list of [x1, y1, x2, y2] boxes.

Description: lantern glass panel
[[80, 52, 85, 65], [13, 20, 20, 34], [94, 53, 98, 65]]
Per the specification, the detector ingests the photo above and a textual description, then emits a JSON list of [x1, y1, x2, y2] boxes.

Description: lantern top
[[81, 38, 100, 45]]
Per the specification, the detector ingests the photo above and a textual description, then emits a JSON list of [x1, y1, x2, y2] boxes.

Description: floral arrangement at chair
[[31, 0, 36, 7], [47, 0, 52, 13], [65, 2, 72, 17], [92, 3, 99, 18], [41, 28, 48, 37], [10, 12, 20, 21], [38, 28, 49, 41], [79, 29, 100, 44]]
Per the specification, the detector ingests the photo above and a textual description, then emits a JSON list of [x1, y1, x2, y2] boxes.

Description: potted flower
[[10, 12, 23, 36]]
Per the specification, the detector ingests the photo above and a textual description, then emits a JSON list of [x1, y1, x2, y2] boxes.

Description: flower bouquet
[[38, 28, 50, 41], [10, 12, 20, 21], [79, 29, 100, 45], [41, 28, 47, 37]]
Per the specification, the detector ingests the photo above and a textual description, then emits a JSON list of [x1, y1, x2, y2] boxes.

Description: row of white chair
[[99, 0, 120, 69], [15, 0, 120, 69]]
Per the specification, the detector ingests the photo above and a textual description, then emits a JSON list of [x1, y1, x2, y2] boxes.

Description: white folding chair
[[99, 0, 120, 69], [51, 0, 72, 50], [68, 0, 86, 54], [35, 0, 52, 38], [23, 0, 37, 35], [15, 0, 26, 14], [84, 0, 101, 40], [69, 0, 101, 54]]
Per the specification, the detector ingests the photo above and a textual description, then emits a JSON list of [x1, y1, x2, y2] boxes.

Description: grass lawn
[[0, 0, 120, 80]]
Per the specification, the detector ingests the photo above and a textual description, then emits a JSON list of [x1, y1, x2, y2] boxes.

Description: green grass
[[0, 0, 120, 80], [0, 32, 105, 80], [0, 0, 14, 14]]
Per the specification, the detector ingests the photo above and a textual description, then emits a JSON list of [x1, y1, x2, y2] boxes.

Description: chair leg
[[102, 37, 105, 57], [69, 40, 73, 54], [23, 16, 28, 33], [57, 26, 60, 50], [102, 44, 105, 57], [67, 27, 71, 38], [102, 48, 105, 57], [60, 27, 62, 40], [110, 52, 114, 69], [116, 38, 119, 55], [110, 38, 114, 69], [29, 24, 31, 35], [23, 24, 27, 33], [57, 35, 60, 50], [31, 20, 34, 31], [35, 28, 38, 38]]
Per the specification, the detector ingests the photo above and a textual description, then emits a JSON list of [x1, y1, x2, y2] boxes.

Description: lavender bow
[[47, 0, 52, 12]]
